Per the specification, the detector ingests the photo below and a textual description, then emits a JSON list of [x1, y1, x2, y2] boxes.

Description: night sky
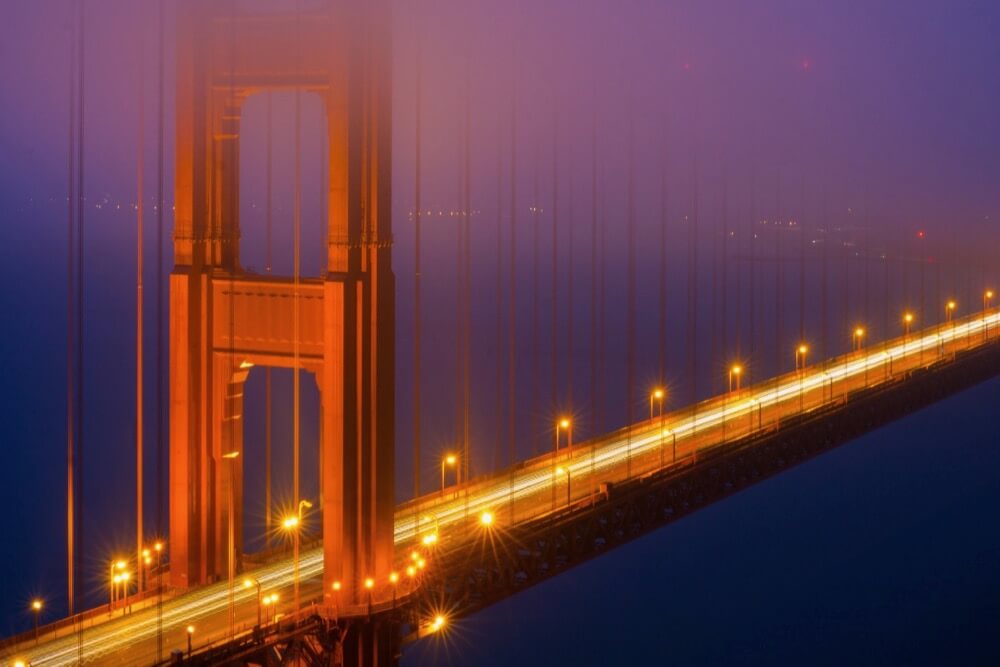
[[2, 1, 1000, 663]]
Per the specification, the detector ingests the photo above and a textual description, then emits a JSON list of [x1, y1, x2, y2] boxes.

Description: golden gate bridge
[[2, 1, 999, 665]]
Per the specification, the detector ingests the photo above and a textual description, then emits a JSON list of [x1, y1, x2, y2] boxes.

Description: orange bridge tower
[[169, 0, 394, 610]]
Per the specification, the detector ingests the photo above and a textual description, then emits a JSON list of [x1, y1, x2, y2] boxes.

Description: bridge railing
[[394, 307, 1000, 554]]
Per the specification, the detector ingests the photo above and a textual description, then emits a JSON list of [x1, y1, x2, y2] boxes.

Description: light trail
[[8, 310, 998, 666]]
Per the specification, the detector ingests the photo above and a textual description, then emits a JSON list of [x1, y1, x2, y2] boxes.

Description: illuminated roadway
[[6, 309, 999, 666]]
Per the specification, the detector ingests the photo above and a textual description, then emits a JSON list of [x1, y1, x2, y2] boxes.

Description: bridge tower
[[168, 0, 394, 611]]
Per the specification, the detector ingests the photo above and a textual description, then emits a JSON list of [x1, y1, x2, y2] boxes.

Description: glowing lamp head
[[406, 565, 417, 577], [948, 301, 957, 310], [480, 510, 494, 526], [559, 418, 570, 429], [730, 365, 742, 375], [904, 312, 914, 323], [444, 454, 457, 466], [116, 560, 127, 570], [31, 599, 42, 611], [422, 532, 438, 546], [282, 515, 299, 530], [410, 551, 419, 561], [145, 556, 152, 565], [854, 327, 865, 338], [431, 615, 447, 632], [243, 578, 253, 589], [332, 580, 342, 592], [364, 577, 375, 590], [154, 542, 163, 552], [186, 625, 195, 635], [556, 466, 566, 476], [797, 344, 808, 355], [987, 290, 995, 300], [113, 574, 121, 584], [142, 549, 150, 558], [389, 572, 399, 584], [15, 661, 26, 667], [417, 558, 427, 569], [652, 388, 664, 399]]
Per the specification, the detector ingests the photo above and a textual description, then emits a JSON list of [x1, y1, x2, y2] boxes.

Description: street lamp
[[479, 510, 494, 527], [243, 577, 262, 627], [186, 625, 194, 659], [728, 364, 743, 393], [331, 580, 342, 619], [946, 300, 957, 323], [262, 593, 279, 624], [283, 498, 313, 612], [119, 572, 131, 614], [852, 327, 865, 352], [985, 290, 995, 338], [30, 599, 42, 643], [794, 344, 809, 372], [109, 559, 127, 613], [649, 388, 665, 420], [364, 576, 375, 616], [555, 418, 572, 454], [903, 312, 914, 338], [440, 453, 458, 492]]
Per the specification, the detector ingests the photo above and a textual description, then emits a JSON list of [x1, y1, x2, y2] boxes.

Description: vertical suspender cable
[[507, 75, 517, 471], [75, 5, 86, 659], [567, 167, 574, 411], [626, 119, 635, 477], [136, 3, 146, 588], [531, 142, 540, 455], [155, 0, 165, 657], [65, 0, 78, 621], [265, 93, 273, 547], [292, 0, 302, 611], [463, 78, 472, 482], [658, 144, 667, 384], [550, 108, 558, 417], [494, 122, 502, 473], [722, 164, 729, 376], [414, 24, 423, 496], [589, 112, 597, 441]]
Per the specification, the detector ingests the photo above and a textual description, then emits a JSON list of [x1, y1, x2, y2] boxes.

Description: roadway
[[6, 309, 999, 666]]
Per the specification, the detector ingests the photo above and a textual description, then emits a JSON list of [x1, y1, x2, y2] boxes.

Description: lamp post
[[984, 290, 994, 338], [331, 580, 342, 620], [728, 364, 742, 393], [243, 577, 262, 627], [440, 453, 458, 492], [794, 344, 808, 372], [119, 571, 131, 614], [555, 418, 572, 454], [649, 388, 664, 421], [852, 327, 865, 352], [364, 577, 375, 617], [30, 599, 42, 644], [795, 344, 808, 410], [109, 559, 126, 614], [283, 498, 313, 611], [903, 312, 913, 338], [946, 300, 956, 323], [222, 449, 240, 637], [186, 625, 194, 659]]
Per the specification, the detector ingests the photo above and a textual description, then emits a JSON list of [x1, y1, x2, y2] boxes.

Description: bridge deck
[[5, 309, 1000, 666]]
